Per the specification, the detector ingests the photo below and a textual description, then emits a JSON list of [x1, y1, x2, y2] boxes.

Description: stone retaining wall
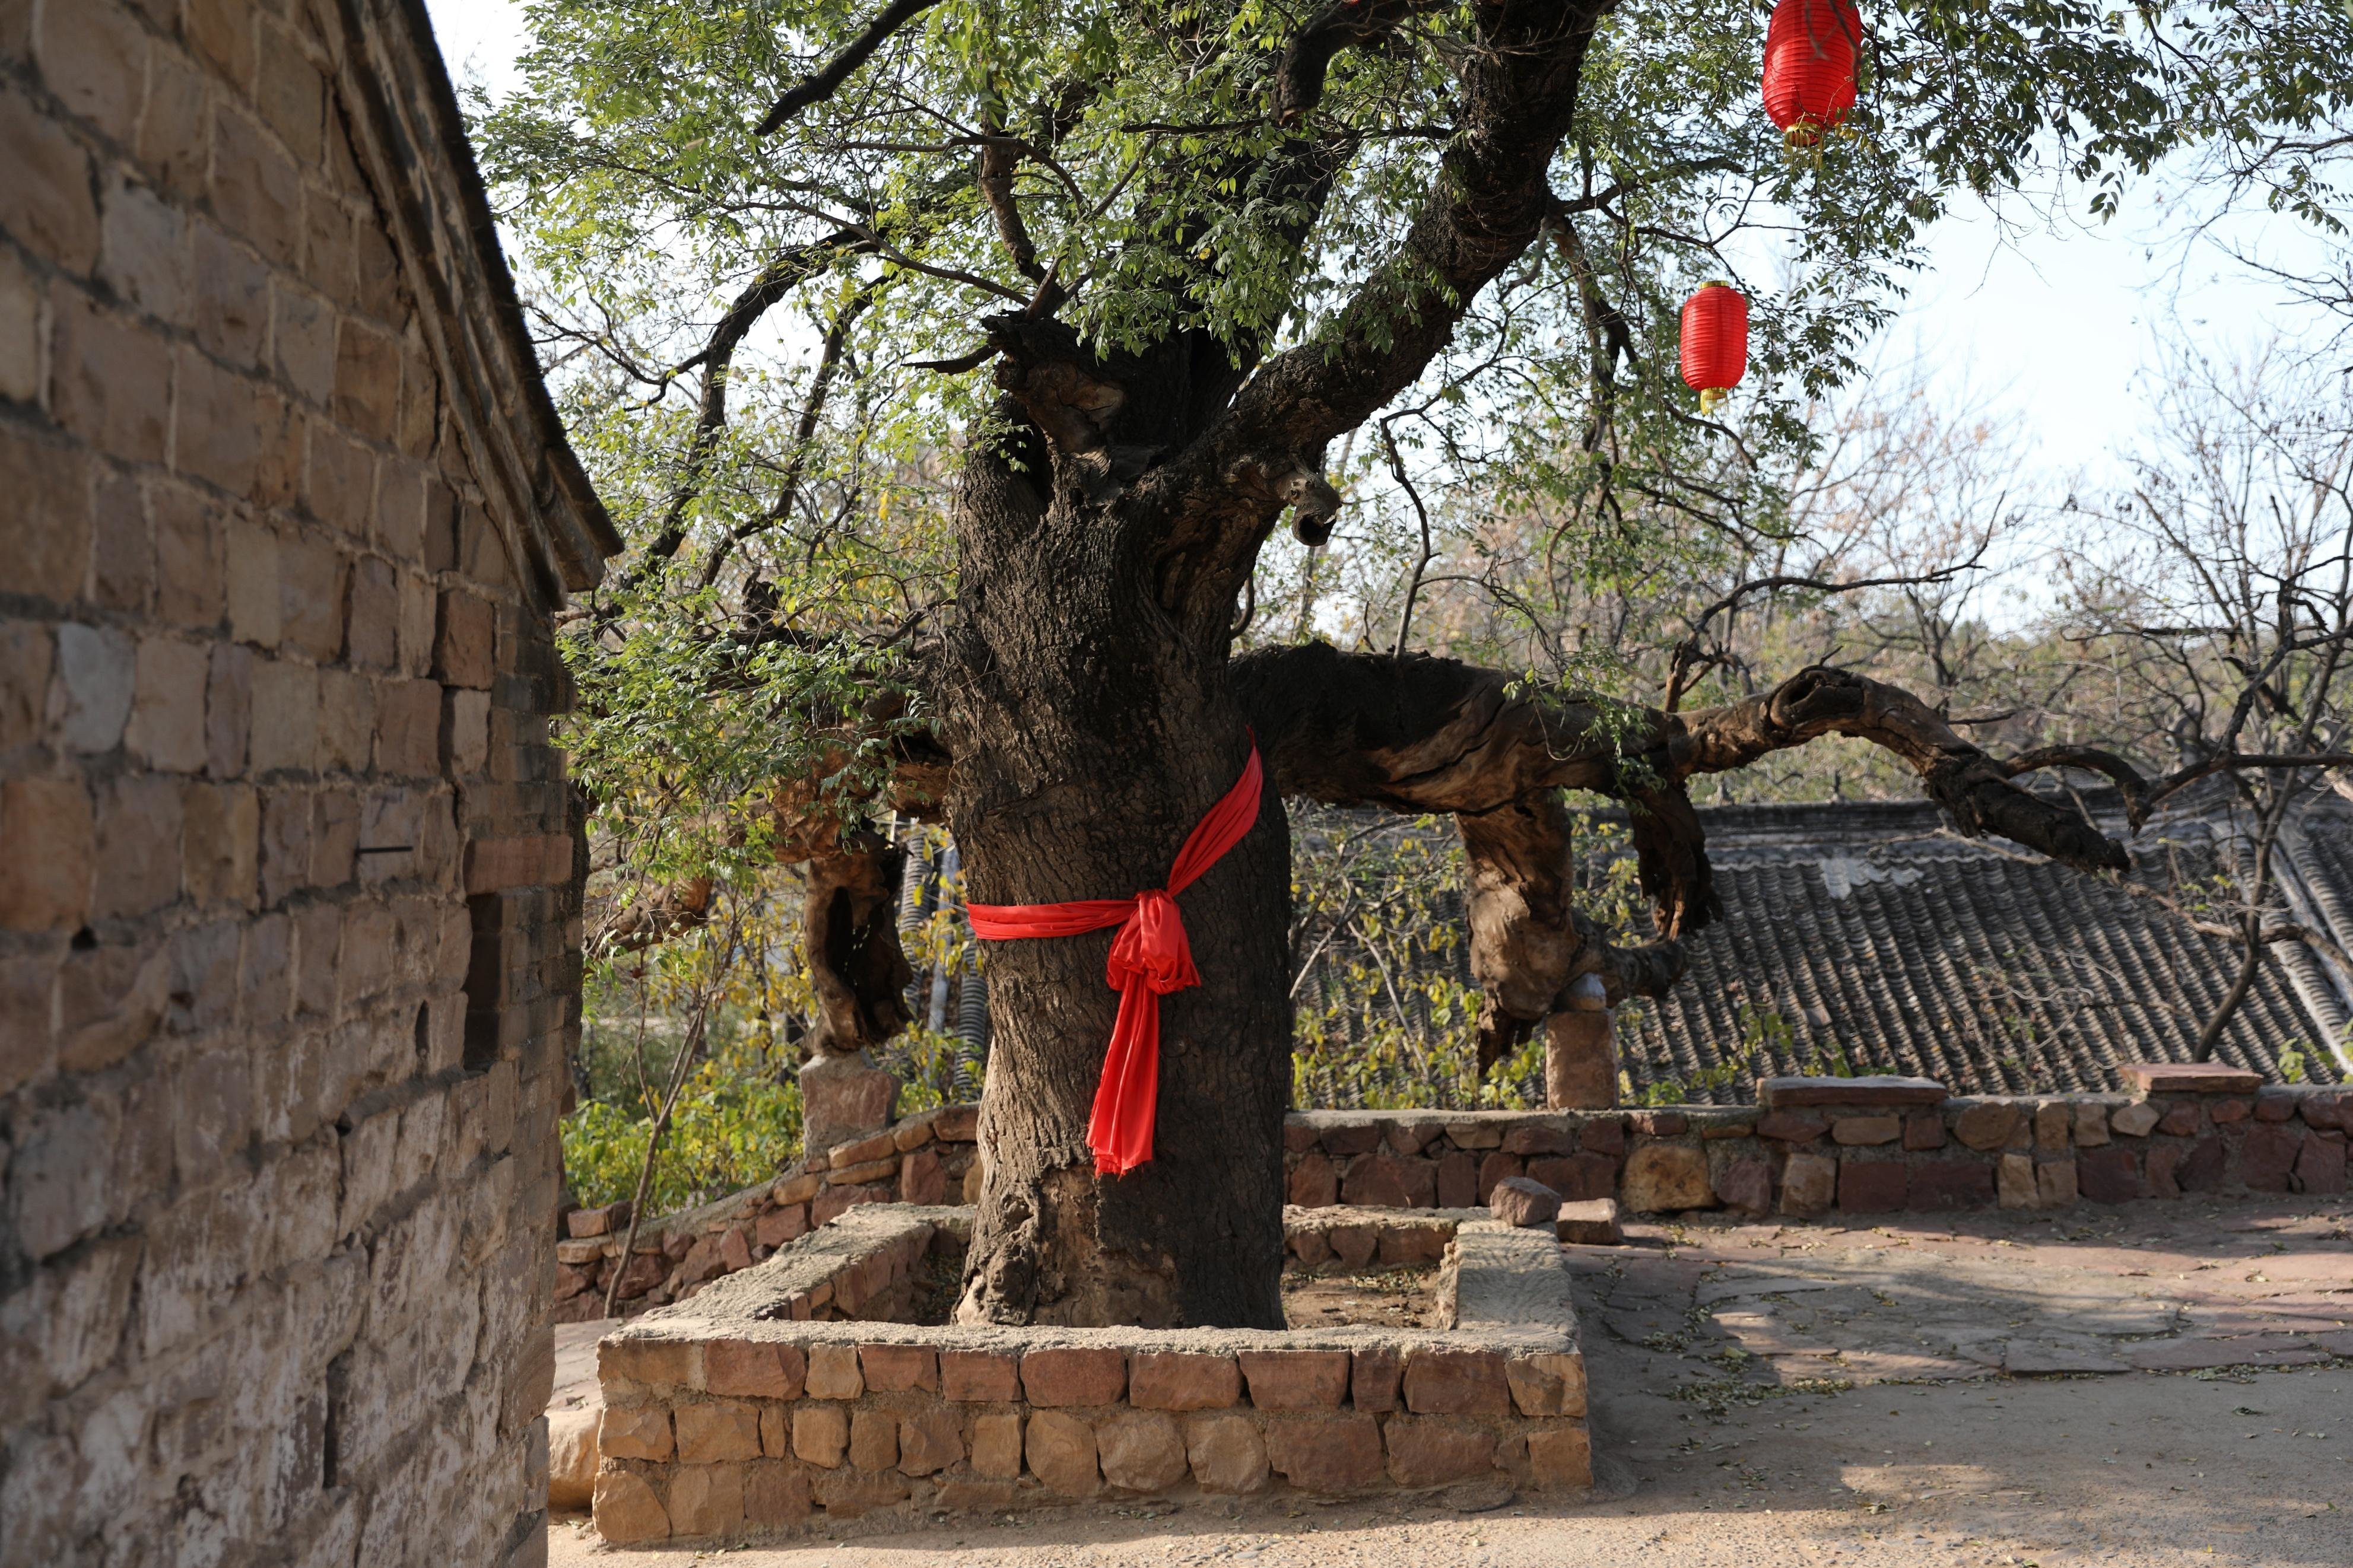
[[589, 1210, 1590, 1543], [560, 1070, 2352, 1326], [1284, 1071, 2350, 1221], [554, 1103, 980, 1321]]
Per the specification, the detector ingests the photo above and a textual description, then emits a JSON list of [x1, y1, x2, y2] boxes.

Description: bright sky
[[423, 0, 2335, 489]]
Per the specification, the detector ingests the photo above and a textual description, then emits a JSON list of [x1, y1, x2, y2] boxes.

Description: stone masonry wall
[[556, 1074, 2353, 1321], [0, 5, 586, 1566], [590, 1217, 1592, 1543], [1282, 1074, 2351, 1220]]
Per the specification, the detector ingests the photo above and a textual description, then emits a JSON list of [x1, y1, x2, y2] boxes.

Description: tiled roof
[[1613, 798, 2349, 1101]]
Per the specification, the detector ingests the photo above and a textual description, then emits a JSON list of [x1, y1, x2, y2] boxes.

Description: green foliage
[[563, 1059, 804, 1212]]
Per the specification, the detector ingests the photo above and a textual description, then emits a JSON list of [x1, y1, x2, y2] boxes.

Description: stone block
[[940, 1350, 1020, 1402], [1129, 1351, 1239, 1411], [1755, 1111, 1827, 1144], [597, 1405, 672, 1463], [1554, 1198, 1623, 1245], [2295, 1131, 2346, 1195], [1620, 1143, 1714, 1212], [1996, 1153, 2037, 1209], [1837, 1159, 1907, 1214], [1239, 1350, 1350, 1410], [1287, 1151, 1338, 1207], [1779, 1152, 1836, 1217], [2035, 1159, 2079, 1207], [1341, 1153, 1436, 1208], [1475, 1151, 1524, 1201], [1952, 1102, 2020, 1152], [1526, 1424, 1593, 1489], [2119, 1062, 2260, 1093], [1488, 1176, 1561, 1228], [1351, 1348, 1402, 1414], [547, 1407, 598, 1511], [897, 1407, 963, 1476], [744, 1462, 812, 1525], [809, 1467, 910, 1517], [1577, 1117, 1627, 1156], [1098, 1410, 1189, 1492], [2207, 1097, 2250, 1125], [1377, 1223, 1448, 1267], [1711, 1159, 1771, 1217], [1545, 1009, 1617, 1109], [1385, 1416, 1497, 1486], [675, 1401, 761, 1464], [1024, 1408, 1099, 1495], [1386, 1118, 1445, 1155], [2157, 1101, 2203, 1136], [1525, 1153, 1617, 1202], [1263, 1414, 1384, 1493], [1401, 1349, 1509, 1416], [898, 1146, 947, 1204], [830, 1130, 899, 1168], [1757, 1075, 1945, 1107], [753, 1206, 806, 1249], [2072, 1102, 2113, 1147], [1501, 1121, 1573, 1156], [705, 1341, 803, 1400], [933, 1103, 980, 1140], [860, 1343, 938, 1393], [2299, 1093, 2351, 1132], [805, 1343, 863, 1400], [2033, 1102, 2072, 1151], [1907, 1159, 1994, 1210], [2177, 1135, 2227, 1193], [792, 1404, 847, 1467], [2111, 1101, 2162, 1138], [2238, 1123, 2304, 1192], [1436, 1151, 1478, 1208], [1327, 1222, 1377, 1270], [1832, 1116, 1902, 1146], [2078, 1146, 2141, 1204], [799, 1051, 898, 1165], [848, 1408, 897, 1471], [1319, 1121, 1385, 1156], [592, 1470, 668, 1544], [1505, 1353, 1586, 1418], [1185, 1413, 1270, 1494], [1023, 1347, 1125, 1407], [970, 1411, 1023, 1479], [1903, 1111, 1946, 1151]]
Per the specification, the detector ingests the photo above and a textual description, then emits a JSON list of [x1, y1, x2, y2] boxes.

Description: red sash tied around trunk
[[965, 745, 1264, 1177]]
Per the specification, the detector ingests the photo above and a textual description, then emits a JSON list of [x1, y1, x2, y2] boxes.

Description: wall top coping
[[2120, 1062, 2265, 1094], [1757, 1076, 1949, 1107]]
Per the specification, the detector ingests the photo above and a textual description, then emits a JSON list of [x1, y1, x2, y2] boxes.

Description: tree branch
[[755, 0, 947, 135]]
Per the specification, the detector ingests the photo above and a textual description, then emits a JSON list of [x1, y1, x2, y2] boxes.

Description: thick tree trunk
[[942, 438, 1293, 1330]]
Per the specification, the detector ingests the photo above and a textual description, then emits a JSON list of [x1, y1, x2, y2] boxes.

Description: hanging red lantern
[[1763, 0, 1860, 148], [1679, 282, 1748, 415]]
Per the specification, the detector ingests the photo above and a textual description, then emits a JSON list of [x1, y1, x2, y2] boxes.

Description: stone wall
[[555, 1104, 982, 1321], [590, 1214, 1592, 1542], [0, 4, 606, 1565], [1284, 1071, 2351, 1221], [552, 1071, 2353, 1321]]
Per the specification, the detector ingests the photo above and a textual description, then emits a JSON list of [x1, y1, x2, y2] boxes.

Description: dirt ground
[[550, 1197, 2352, 1567]]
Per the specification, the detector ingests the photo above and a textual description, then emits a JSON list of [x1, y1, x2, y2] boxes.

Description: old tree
[[481, 1, 2353, 1327]]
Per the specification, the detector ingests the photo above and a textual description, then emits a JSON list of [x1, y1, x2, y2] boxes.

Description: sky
[[421, 0, 2336, 489]]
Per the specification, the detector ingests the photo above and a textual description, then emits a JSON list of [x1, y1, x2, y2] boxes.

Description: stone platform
[[586, 1207, 1593, 1543]]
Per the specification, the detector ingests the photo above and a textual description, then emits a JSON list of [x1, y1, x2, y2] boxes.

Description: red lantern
[[1763, 0, 1860, 148], [1679, 282, 1748, 415]]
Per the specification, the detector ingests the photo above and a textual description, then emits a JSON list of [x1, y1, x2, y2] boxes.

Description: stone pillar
[[800, 1049, 902, 1160], [1546, 975, 1618, 1109]]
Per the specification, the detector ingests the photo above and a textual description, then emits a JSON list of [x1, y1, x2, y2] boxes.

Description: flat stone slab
[[1757, 1075, 1948, 1108], [2119, 1062, 2262, 1093]]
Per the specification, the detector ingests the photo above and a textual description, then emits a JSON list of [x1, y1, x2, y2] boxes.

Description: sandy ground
[[548, 1198, 2352, 1567]]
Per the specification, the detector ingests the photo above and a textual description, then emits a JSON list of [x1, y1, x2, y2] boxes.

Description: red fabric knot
[[966, 743, 1263, 1178], [1106, 889, 1198, 997]]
